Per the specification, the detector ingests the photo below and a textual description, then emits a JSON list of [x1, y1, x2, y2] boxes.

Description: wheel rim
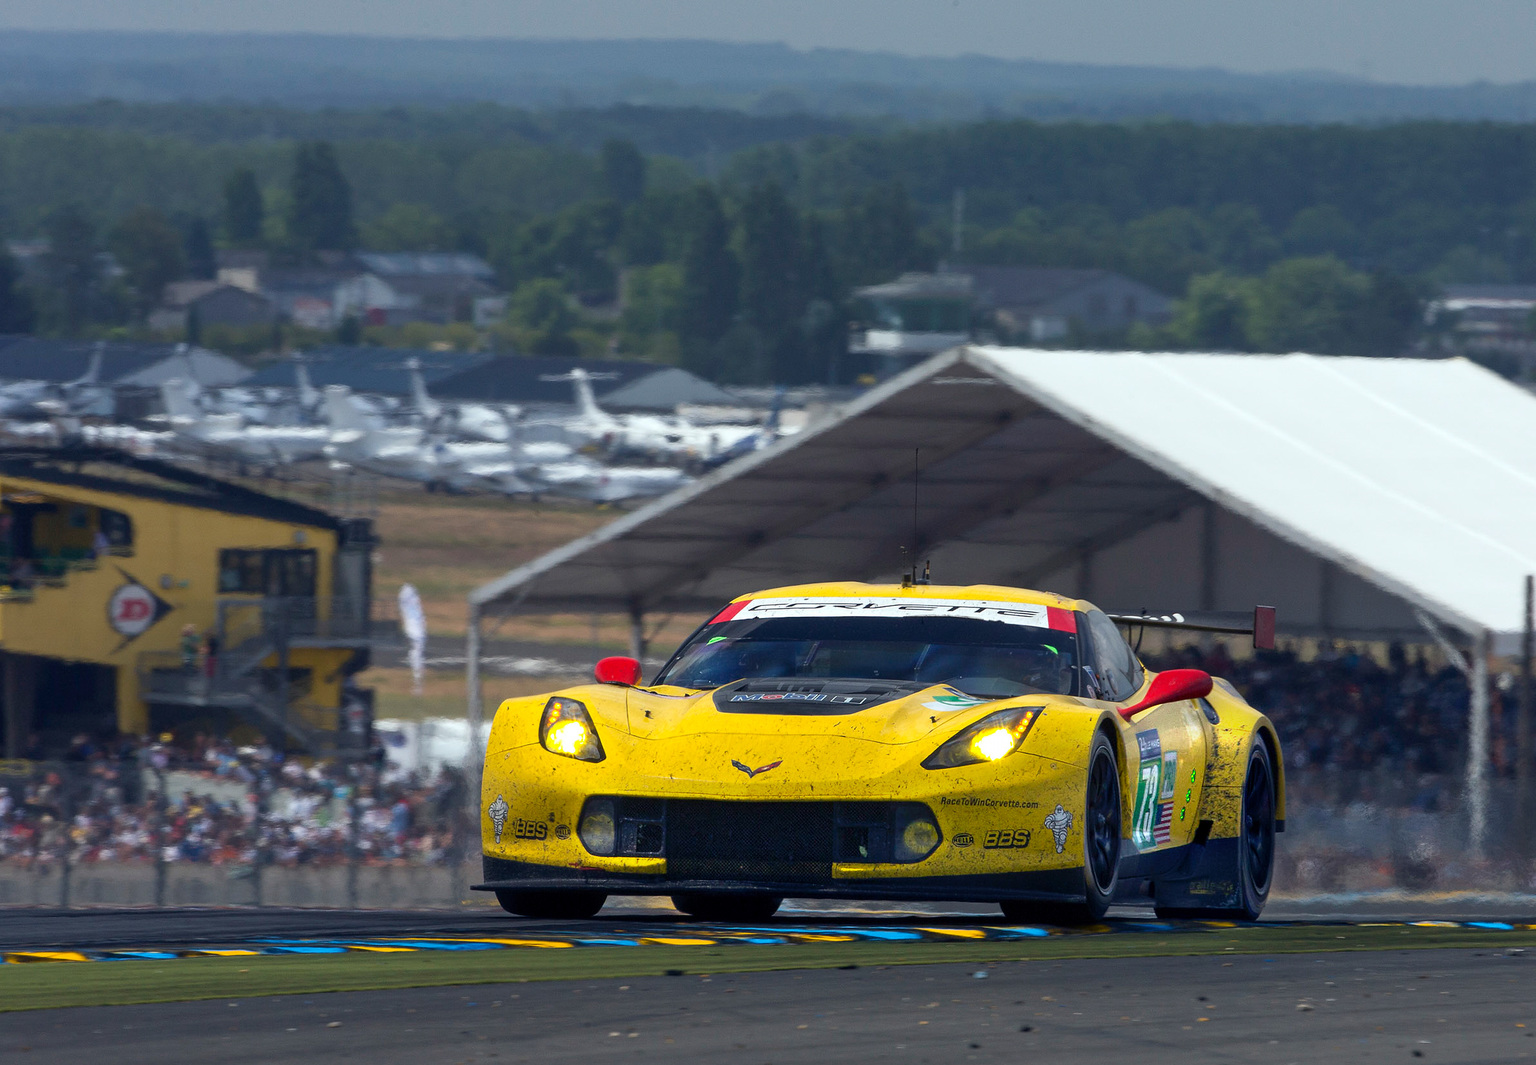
[[1086, 746, 1121, 893], [1243, 750, 1275, 893]]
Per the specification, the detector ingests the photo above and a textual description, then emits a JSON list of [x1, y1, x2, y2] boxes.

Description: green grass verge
[[3, 924, 1533, 1013]]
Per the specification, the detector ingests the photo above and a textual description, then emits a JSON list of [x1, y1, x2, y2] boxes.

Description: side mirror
[[594, 656, 641, 686], [1119, 668, 1212, 720]]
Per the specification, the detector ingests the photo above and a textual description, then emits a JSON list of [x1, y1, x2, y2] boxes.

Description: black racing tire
[[670, 893, 783, 922], [1155, 738, 1276, 922], [1000, 729, 1121, 925], [495, 889, 606, 919]]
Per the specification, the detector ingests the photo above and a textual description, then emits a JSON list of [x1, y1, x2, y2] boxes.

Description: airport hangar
[[468, 346, 1536, 857], [0, 449, 376, 759]]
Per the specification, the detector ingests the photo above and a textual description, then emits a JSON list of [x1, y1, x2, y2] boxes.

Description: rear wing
[[1108, 605, 1277, 651]]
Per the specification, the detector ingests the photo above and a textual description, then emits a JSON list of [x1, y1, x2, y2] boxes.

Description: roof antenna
[[909, 448, 931, 586]]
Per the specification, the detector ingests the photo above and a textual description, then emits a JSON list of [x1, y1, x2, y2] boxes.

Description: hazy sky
[[0, 0, 1533, 86]]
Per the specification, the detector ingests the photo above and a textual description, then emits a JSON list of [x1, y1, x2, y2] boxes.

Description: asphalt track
[[5, 948, 1535, 1063], [3, 897, 1535, 953]]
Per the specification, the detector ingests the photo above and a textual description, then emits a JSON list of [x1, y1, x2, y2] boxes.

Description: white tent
[[468, 347, 1536, 852]]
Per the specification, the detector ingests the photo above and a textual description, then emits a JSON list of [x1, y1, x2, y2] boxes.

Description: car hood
[[626, 679, 1032, 746]]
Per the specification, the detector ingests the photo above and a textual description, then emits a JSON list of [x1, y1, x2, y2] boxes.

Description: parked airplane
[[322, 385, 525, 490], [405, 357, 516, 444], [158, 378, 330, 465], [6, 346, 113, 419], [325, 384, 688, 502], [531, 368, 757, 466]]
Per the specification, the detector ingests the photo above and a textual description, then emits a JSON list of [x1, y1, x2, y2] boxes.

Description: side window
[[219, 549, 264, 593], [1083, 609, 1145, 703]]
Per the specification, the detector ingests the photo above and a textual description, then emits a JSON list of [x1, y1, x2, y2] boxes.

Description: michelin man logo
[[488, 794, 510, 844], [1044, 804, 1073, 854]]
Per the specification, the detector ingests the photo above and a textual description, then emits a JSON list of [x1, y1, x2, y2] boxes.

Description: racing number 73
[[1131, 760, 1161, 849]]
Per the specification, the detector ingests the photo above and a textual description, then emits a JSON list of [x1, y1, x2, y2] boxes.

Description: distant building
[[205, 251, 504, 330], [1429, 284, 1536, 342], [851, 265, 1173, 372], [148, 281, 277, 333], [0, 338, 249, 388], [962, 265, 1172, 341], [334, 253, 499, 326], [1426, 284, 1536, 376], [850, 273, 974, 361]]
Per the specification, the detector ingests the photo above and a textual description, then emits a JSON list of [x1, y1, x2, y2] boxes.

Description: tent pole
[[628, 603, 647, 667], [465, 602, 484, 791], [1200, 502, 1217, 613], [1468, 629, 1491, 862], [1519, 576, 1533, 860]]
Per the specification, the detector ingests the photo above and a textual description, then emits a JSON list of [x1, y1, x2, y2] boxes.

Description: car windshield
[[654, 616, 1079, 699]]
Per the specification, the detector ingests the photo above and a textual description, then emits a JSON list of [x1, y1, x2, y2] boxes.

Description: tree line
[[4, 112, 1534, 378]]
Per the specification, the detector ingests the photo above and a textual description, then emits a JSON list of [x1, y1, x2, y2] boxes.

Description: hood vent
[[711, 678, 925, 715]]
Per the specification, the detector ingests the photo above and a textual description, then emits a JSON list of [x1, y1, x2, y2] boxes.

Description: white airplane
[[325, 384, 687, 502], [522, 457, 691, 503], [405, 357, 516, 444], [321, 385, 526, 490], [11, 346, 114, 419], [158, 378, 330, 464], [539, 368, 759, 466]]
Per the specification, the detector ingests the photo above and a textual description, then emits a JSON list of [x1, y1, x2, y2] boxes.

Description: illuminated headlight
[[540, 697, 605, 762], [578, 797, 617, 856], [922, 707, 1040, 770]]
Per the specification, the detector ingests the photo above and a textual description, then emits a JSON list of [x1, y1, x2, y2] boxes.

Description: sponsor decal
[[922, 690, 988, 713], [731, 759, 782, 779], [1044, 805, 1073, 853], [106, 569, 173, 645], [729, 692, 871, 705], [1132, 744, 1178, 849], [714, 596, 1058, 629], [952, 832, 975, 848], [487, 795, 509, 844], [982, 829, 1032, 849], [511, 818, 549, 841], [939, 796, 1038, 809]]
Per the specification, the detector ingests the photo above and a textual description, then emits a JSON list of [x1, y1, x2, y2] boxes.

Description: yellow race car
[[478, 582, 1283, 923]]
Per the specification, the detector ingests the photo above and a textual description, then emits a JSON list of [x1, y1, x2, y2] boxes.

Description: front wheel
[[1000, 729, 1120, 925], [495, 889, 606, 919], [671, 893, 783, 922]]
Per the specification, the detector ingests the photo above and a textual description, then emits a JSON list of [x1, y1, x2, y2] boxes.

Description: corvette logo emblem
[[731, 759, 782, 778]]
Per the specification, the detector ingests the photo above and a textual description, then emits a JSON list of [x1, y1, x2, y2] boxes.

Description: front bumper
[[475, 853, 1090, 903]]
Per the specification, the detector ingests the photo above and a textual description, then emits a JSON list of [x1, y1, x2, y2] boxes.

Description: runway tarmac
[[6, 948, 1534, 1064]]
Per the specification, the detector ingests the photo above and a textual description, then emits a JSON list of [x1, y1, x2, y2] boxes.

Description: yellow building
[[0, 448, 375, 756]]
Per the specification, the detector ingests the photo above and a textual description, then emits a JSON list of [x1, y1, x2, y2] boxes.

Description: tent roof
[[472, 347, 1536, 642], [114, 348, 253, 388]]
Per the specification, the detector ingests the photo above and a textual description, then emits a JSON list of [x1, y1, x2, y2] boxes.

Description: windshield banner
[[712, 596, 1072, 630]]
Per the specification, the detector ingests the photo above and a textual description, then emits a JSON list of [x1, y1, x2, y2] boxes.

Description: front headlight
[[922, 706, 1040, 770], [540, 697, 605, 762]]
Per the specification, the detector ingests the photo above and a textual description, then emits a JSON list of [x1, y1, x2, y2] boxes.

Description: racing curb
[[5, 918, 1532, 964]]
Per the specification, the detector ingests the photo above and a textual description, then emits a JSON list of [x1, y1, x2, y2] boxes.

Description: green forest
[[1, 103, 1534, 381]]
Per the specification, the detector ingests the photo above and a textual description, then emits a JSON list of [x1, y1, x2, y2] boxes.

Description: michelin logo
[[1044, 804, 1073, 853], [488, 794, 509, 844]]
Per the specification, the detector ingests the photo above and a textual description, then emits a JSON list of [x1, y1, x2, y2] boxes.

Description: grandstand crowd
[[1143, 642, 1486, 779], [0, 734, 469, 868], [0, 642, 1517, 870]]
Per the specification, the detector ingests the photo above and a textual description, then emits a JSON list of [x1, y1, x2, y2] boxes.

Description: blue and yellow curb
[[4, 917, 1533, 965]]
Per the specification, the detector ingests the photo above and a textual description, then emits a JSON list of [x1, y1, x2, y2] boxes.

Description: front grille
[[591, 797, 939, 882], [666, 800, 835, 884]]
